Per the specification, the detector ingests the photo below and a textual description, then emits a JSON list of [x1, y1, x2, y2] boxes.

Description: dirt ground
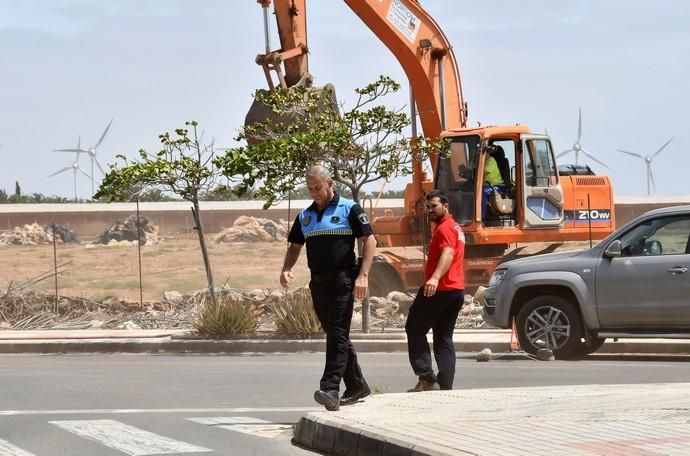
[[1, 230, 595, 304], [1, 233, 311, 302]]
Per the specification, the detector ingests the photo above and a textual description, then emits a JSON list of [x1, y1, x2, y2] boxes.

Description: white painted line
[[0, 406, 319, 416], [49, 420, 210, 456], [0, 439, 37, 456], [189, 417, 293, 439]]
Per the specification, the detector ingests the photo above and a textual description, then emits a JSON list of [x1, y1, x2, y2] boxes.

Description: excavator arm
[[254, 0, 467, 135], [344, 0, 467, 135], [255, 0, 309, 89]]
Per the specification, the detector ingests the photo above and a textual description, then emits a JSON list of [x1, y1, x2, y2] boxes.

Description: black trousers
[[405, 288, 464, 390], [309, 268, 366, 392]]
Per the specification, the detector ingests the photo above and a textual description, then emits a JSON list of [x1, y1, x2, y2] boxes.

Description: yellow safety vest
[[484, 156, 504, 186]]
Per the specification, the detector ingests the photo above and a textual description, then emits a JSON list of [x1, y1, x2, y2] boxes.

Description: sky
[[1, 0, 689, 200]]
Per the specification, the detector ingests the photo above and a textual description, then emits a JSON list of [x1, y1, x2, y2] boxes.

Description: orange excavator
[[248, 0, 616, 294]]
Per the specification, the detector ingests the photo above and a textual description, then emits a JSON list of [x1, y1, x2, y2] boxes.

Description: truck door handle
[[667, 267, 688, 275]]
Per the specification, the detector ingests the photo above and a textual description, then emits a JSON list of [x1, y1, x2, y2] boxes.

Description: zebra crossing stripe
[[49, 419, 210, 455], [189, 417, 293, 438], [0, 439, 37, 456]]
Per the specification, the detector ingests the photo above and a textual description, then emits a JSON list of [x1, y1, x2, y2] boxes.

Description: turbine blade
[[652, 137, 673, 158], [94, 157, 106, 174], [54, 148, 84, 153], [78, 134, 81, 150], [557, 149, 574, 158], [582, 150, 610, 169], [577, 106, 582, 142], [94, 119, 113, 149], [78, 167, 93, 181], [617, 149, 644, 159], [649, 165, 656, 194], [49, 167, 72, 177]]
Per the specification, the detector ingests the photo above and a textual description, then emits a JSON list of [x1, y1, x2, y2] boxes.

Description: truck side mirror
[[603, 240, 622, 259]]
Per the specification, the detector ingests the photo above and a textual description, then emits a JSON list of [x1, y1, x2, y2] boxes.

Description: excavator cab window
[[435, 135, 480, 226], [524, 138, 558, 187]]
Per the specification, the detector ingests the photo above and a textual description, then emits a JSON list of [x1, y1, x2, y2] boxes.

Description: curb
[[1, 338, 689, 355], [293, 415, 474, 456]]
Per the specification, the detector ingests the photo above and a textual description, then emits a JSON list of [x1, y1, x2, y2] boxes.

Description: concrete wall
[[1, 198, 688, 238]]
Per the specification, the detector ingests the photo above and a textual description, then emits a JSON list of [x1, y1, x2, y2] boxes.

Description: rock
[[214, 216, 289, 243], [247, 289, 266, 301], [473, 286, 487, 306], [118, 320, 140, 330], [101, 296, 121, 307], [368, 296, 385, 309], [476, 348, 492, 362], [536, 348, 555, 361], [383, 301, 399, 313], [163, 291, 184, 303], [387, 291, 413, 314], [98, 215, 159, 245], [88, 320, 104, 329]]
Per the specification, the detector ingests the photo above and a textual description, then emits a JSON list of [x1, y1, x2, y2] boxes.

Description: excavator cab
[[436, 128, 566, 234]]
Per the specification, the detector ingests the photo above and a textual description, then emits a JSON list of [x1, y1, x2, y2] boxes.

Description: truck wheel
[[571, 337, 606, 358], [515, 295, 583, 360]]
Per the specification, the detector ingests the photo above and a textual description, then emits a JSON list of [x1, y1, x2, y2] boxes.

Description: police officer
[[280, 165, 377, 411]]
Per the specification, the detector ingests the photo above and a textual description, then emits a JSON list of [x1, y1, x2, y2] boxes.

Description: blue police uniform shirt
[[288, 193, 373, 274]]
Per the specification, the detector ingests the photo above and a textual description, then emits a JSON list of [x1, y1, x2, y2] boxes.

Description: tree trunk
[[191, 201, 216, 305]]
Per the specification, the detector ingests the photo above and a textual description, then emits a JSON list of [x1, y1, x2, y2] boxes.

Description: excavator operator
[[482, 146, 506, 222]]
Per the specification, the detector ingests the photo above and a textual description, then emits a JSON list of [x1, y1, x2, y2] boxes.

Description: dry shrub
[[193, 293, 260, 337], [272, 288, 322, 336]]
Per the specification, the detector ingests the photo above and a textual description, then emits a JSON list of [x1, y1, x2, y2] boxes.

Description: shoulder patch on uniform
[[330, 215, 340, 223], [303, 215, 311, 226], [357, 213, 370, 225]]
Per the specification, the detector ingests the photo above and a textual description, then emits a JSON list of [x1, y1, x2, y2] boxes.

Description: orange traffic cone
[[509, 319, 521, 352]]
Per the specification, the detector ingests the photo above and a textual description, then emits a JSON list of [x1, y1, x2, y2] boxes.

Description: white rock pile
[[213, 216, 289, 243]]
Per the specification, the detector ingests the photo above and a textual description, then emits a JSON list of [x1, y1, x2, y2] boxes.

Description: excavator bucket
[[243, 82, 338, 146]]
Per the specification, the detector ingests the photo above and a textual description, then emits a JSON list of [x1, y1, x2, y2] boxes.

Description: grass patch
[[193, 293, 260, 337], [272, 288, 321, 336]]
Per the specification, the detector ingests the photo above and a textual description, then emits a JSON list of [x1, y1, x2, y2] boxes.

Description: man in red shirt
[[405, 190, 465, 391]]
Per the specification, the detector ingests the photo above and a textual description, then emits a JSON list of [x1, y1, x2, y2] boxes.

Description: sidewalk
[[1, 328, 690, 355], [294, 382, 690, 455]]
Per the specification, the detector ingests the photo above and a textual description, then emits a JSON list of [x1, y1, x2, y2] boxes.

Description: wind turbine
[[557, 107, 609, 169], [49, 136, 93, 201], [617, 138, 673, 196], [55, 119, 113, 194]]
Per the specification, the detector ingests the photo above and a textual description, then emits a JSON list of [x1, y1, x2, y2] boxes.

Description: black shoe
[[314, 389, 340, 411], [340, 383, 371, 406], [406, 378, 440, 392]]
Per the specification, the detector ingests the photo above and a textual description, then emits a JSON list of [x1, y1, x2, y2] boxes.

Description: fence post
[[51, 223, 59, 313]]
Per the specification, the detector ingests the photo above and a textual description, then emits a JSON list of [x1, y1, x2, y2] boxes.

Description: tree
[[215, 75, 442, 207], [94, 121, 222, 303]]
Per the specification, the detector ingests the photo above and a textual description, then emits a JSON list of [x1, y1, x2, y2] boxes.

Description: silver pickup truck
[[483, 205, 690, 359]]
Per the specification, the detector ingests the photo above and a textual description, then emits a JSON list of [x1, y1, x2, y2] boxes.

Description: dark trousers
[[309, 269, 366, 392], [405, 288, 464, 389]]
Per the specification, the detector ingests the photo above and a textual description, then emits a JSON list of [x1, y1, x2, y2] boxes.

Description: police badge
[[357, 213, 370, 225], [303, 215, 311, 226]]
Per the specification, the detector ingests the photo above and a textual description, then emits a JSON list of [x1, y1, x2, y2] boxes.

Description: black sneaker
[[314, 389, 340, 411], [406, 378, 440, 392], [340, 383, 371, 406]]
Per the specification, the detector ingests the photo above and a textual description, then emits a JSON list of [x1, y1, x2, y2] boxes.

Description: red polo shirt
[[424, 215, 465, 290]]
